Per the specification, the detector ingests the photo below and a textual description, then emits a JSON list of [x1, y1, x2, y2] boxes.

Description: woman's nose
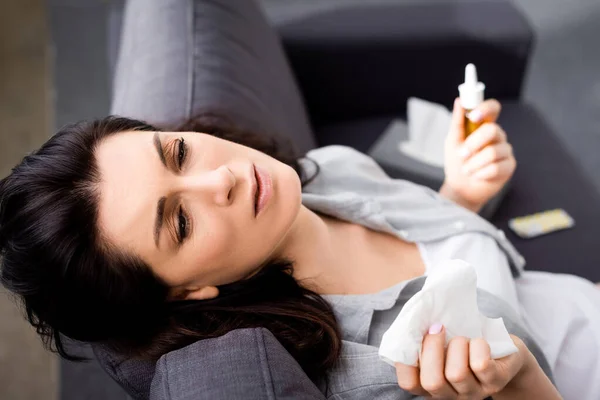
[[182, 165, 236, 206]]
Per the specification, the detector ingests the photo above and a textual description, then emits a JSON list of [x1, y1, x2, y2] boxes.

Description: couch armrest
[[276, 0, 534, 127]]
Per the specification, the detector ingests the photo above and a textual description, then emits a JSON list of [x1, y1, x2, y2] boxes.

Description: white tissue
[[379, 259, 518, 367], [398, 97, 452, 168]]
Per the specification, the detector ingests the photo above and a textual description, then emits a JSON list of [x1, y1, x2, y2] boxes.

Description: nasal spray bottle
[[458, 63, 485, 138]]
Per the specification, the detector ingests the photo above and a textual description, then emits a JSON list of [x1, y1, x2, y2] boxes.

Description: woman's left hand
[[395, 326, 527, 399], [441, 98, 516, 212]]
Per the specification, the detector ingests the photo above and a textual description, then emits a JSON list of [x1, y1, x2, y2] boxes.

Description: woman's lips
[[253, 164, 272, 218]]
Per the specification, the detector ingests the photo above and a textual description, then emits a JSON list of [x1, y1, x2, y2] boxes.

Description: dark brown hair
[[0, 114, 340, 381]]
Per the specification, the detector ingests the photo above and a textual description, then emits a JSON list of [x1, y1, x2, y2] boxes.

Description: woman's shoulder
[[301, 145, 443, 206], [303, 145, 389, 182]]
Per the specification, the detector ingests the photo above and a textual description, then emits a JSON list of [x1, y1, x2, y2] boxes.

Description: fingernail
[[468, 109, 482, 122], [428, 323, 443, 335], [459, 147, 470, 158]]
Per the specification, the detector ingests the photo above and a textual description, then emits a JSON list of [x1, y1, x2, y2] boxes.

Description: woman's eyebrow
[[153, 132, 167, 167], [154, 196, 166, 248], [153, 132, 168, 247]]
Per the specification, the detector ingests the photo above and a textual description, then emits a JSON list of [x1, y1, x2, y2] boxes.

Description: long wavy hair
[[0, 114, 340, 381]]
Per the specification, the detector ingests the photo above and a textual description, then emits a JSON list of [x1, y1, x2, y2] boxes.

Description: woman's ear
[[169, 286, 219, 301], [183, 286, 219, 301]]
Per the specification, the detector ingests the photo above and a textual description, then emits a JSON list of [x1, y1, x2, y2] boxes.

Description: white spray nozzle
[[464, 63, 478, 86], [458, 63, 485, 110]]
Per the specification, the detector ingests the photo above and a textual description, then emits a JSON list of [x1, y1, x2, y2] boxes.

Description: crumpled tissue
[[379, 259, 518, 367]]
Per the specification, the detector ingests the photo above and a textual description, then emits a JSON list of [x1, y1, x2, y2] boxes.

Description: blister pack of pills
[[508, 209, 574, 239]]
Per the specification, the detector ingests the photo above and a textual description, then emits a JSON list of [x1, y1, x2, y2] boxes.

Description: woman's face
[[95, 130, 302, 298]]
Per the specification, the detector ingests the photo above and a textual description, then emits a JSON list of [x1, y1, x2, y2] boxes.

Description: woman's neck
[[272, 205, 347, 293], [272, 205, 425, 295]]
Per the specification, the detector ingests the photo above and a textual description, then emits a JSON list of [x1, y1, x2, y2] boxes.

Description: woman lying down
[[1, 98, 599, 399]]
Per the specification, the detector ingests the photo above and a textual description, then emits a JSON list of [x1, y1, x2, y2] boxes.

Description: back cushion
[[110, 0, 316, 154]]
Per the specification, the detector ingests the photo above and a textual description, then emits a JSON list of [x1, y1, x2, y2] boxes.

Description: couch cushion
[[110, 0, 316, 154], [275, 0, 532, 127], [491, 103, 600, 283]]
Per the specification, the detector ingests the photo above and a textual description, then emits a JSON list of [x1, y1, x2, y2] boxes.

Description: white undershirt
[[418, 233, 600, 400], [418, 233, 521, 316]]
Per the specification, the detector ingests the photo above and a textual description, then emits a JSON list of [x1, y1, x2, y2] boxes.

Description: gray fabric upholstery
[[111, 0, 316, 154], [149, 328, 325, 400]]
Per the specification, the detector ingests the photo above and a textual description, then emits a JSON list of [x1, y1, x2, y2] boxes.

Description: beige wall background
[[0, 0, 58, 399]]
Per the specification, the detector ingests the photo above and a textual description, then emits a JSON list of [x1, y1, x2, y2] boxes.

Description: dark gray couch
[[61, 0, 600, 399]]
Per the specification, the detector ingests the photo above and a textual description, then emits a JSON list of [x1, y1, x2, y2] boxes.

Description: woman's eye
[[177, 137, 186, 170], [177, 206, 188, 243]]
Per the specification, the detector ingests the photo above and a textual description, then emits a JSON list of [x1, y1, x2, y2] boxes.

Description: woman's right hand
[[395, 324, 527, 399]]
